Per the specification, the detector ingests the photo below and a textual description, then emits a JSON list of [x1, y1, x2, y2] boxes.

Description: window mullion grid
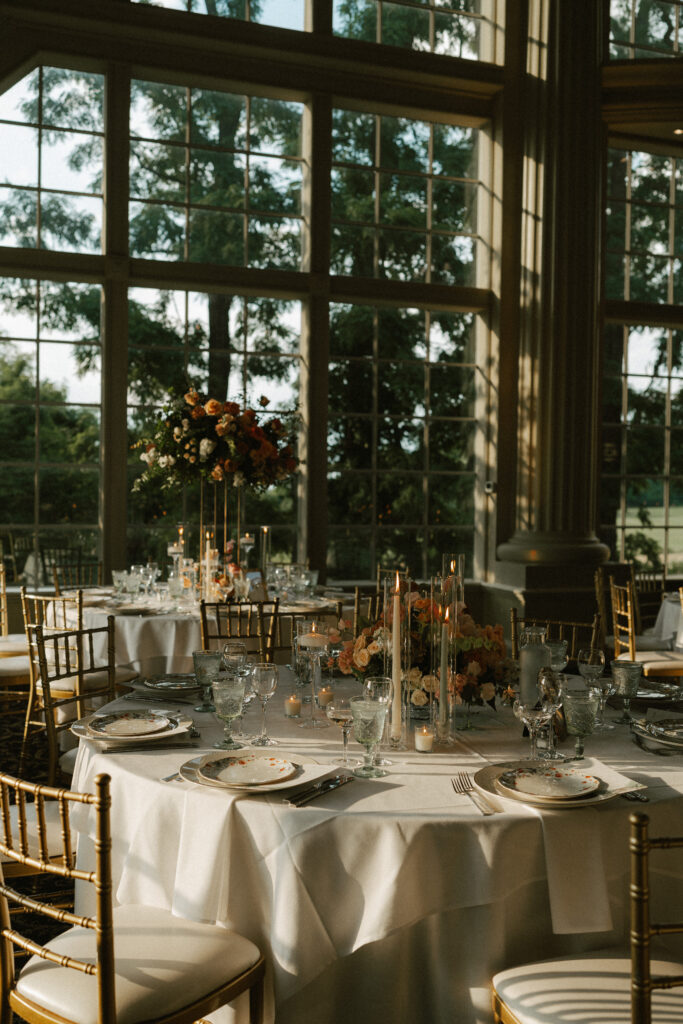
[[185, 87, 192, 263]]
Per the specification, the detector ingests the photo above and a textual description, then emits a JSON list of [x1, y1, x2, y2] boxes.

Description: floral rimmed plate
[[496, 765, 600, 801], [72, 711, 193, 744], [473, 761, 625, 809], [198, 754, 298, 788], [180, 751, 320, 794], [86, 711, 171, 738]]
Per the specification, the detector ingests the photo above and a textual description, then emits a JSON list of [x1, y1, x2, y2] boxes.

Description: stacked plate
[[473, 761, 614, 808], [180, 750, 322, 794], [133, 674, 201, 698], [632, 717, 683, 754], [72, 709, 194, 745]]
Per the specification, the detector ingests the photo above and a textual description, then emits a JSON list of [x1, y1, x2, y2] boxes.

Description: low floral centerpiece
[[134, 387, 299, 493]]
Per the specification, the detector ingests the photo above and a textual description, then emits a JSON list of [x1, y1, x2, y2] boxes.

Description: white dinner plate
[[198, 753, 298, 787], [636, 683, 680, 701], [474, 760, 624, 809], [87, 711, 170, 737], [631, 719, 683, 750], [72, 711, 193, 744], [495, 765, 600, 802], [180, 750, 320, 793], [642, 718, 683, 742]]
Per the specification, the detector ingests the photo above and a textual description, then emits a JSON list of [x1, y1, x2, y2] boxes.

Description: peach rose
[[204, 399, 222, 417]]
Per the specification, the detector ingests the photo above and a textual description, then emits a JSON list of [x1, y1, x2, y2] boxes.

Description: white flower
[[411, 689, 428, 707], [139, 448, 156, 464], [421, 674, 439, 693], [407, 666, 422, 684], [173, 426, 184, 441], [233, 472, 245, 486], [480, 682, 496, 702], [199, 438, 217, 461], [157, 454, 176, 468], [182, 419, 190, 430]]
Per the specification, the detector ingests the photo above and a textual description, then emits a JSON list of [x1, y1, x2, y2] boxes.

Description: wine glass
[[513, 699, 553, 760], [250, 663, 279, 747], [326, 698, 361, 767], [350, 695, 389, 778], [223, 640, 247, 672], [536, 668, 566, 761], [578, 648, 610, 730], [192, 649, 223, 713], [610, 659, 642, 724], [563, 688, 601, 760], [212, 671, 247, 749]]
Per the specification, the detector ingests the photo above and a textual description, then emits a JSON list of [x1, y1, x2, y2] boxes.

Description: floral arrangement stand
[[135, 387, 299, 590]]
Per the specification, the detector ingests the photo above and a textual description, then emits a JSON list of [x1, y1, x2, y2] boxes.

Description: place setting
[[71, 708, 199, 752]]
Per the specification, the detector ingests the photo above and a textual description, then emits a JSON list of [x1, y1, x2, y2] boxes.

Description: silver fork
[[451, 773, 497, 815]]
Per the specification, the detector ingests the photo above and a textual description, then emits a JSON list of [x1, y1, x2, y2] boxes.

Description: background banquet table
[[70, 680, 683, 1024], [73, 591, 343, 673]]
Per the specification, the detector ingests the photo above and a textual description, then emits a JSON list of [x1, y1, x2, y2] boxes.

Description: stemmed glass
[[545, 639, 568, 673], [326, 698, 361, 767], [563, 689, 601, 760], [250, 663, 279, 747], [212, 671, 247, 749], [513, 699, 553, 760], [536, 668, 566, 761], [192, 650, 223, 713], [610, 660, 642, 724], [577, 648, 610, 730], [350, 695, 389, 778]]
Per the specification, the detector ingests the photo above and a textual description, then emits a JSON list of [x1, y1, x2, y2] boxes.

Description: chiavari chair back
[[509, 608, 602, 663], [200, 599, 279, 662], [630, 563, 666, 635], [353, 587, 383, 636], [0, 563, 29, 657], [52, 560, 103, 595], [610, 576, 683, 679], [0, 770, 266, 1024]]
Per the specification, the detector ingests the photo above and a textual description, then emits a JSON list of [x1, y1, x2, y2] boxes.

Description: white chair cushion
[[15, 904, 261, 1024], [41, 668, 135, 694], [493, 950, 683, 1023], [1, 799, 66, 864], [0, 654, 30, 677], [0, 633, 29, 656]]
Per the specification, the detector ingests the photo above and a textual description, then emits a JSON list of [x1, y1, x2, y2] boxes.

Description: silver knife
[[99, 741, 200, 754], [288, 775, 354, 806]]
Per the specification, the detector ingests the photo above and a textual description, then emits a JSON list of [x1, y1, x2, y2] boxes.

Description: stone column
[[497, 0, 609, 571]]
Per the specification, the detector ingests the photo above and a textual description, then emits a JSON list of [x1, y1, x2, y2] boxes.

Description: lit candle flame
[[395, 571, 400, 594]]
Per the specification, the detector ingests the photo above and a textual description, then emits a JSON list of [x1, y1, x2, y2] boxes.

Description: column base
[[496, 531, 610, 567]]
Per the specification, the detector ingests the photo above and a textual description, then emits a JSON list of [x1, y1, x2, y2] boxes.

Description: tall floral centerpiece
[[134, 387, 299, 588]]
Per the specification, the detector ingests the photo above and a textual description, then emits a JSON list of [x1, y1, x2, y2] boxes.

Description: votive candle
[[414, 725, 435, 753], [285, 694, 302, 717]]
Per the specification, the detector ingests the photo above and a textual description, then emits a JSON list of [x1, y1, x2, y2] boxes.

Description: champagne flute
[[577, 648, 610, 730], [350, 695, 389, 778], [326, 698, 361, 767], [513, 699, 553, 760], [536, 668, 566, 761], [212, 671, 247, 749], [250, 663, 278, 746], [563, 688, 600, 760]]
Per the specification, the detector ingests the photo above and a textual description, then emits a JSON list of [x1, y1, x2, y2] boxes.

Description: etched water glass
[[192, 649, 223, 713], [610, 660, 642, 724], [350, 695, 389, 778], [212, 671, 247, 749], [563, 688, 601, 760]]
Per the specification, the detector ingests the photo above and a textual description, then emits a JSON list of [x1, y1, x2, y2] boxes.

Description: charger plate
[[87, 711, 170, 737], [73, 711, 192, 744], [137, 674, 201, 693], [474, 760, 624, 809], [632, 718, 683, 750], [180, 750, 320, 793]]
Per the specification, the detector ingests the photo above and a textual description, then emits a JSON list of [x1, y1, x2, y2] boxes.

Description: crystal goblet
[[350, 695, 389, 778], [326, 698, 361, 767], [577, 648, 610, 730], [610, 660, 642, 724], [563, 688, 601, 760], [192, 649, 222, 713], [212, 671, 247, 749]]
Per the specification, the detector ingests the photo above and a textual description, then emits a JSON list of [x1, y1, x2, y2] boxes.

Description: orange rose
[[204, 399, 222, 417], [184, 390, 199, 406], [191, 406, 206, 419]]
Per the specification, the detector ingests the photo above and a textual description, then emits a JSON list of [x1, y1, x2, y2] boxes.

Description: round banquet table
[[76, 591, 342, 674], [70, 679, 683, 1024]]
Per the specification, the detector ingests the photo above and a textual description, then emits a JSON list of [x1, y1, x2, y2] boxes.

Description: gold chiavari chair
[[492, 811, 683, 1024], [509, 608, 602, 664], [200, 599, 279, 662], [630, 563, 667, 635], [0, 770, 266, 1024], [23, 618, 119, 785], [610, 576, 683, 680], [52, 560, 103, 595]]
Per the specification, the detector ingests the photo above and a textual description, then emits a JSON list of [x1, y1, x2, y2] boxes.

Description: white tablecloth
[[70, 684, 683, 1024], [654, 592, 683, 649]]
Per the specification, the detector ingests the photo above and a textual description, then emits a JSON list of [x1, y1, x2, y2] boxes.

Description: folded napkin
[[523, 758, 641, 935]]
